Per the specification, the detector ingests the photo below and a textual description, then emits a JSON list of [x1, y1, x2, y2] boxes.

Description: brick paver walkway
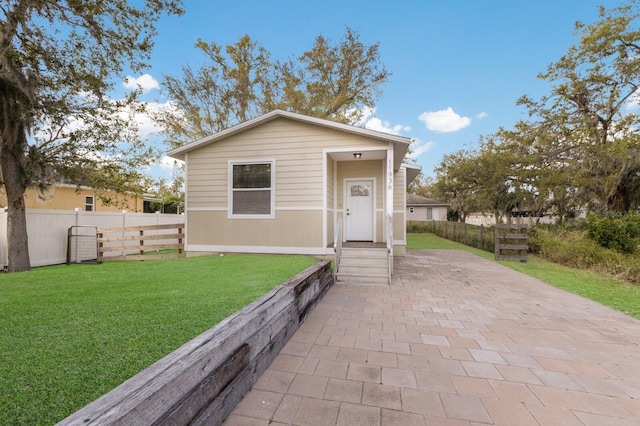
[[226, 250, 640, 425]]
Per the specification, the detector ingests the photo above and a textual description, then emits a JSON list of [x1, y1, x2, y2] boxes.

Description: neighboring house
[[168, 110, 421, 259], [406, 194, 449, 221], [0, 184, 145, 212]]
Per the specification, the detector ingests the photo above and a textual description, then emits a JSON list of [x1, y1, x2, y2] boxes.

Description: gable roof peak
[[167, 109, 412, 163]]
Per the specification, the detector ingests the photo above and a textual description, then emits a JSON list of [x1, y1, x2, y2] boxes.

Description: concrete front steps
[[335, 247, 390, 285]]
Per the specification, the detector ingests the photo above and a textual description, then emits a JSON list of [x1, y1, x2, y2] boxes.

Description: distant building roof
[[406, 194, 450, 207]]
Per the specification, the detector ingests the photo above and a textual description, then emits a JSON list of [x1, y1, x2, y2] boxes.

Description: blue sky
[[128, 0, 622, 180]]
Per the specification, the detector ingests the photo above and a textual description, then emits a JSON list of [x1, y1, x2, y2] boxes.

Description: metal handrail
[[334, 216, 343, 275]]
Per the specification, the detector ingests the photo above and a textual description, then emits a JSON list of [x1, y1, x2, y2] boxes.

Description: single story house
[[406, 194, 449, 221], [168, 110, 421, 263], [0, 183, 145, 212]]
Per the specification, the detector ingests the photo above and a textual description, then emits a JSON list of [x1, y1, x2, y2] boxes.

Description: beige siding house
[[168, 110, 421, 259], [406, 194, 450, 221], [1, 184, 145, 212]]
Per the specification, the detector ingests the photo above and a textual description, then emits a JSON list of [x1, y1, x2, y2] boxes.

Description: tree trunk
[[0, 148, 31, 272]]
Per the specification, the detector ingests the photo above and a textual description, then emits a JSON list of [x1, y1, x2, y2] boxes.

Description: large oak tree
[[518, 0, 640, 212], [154, 28, 390, 149], [1, 0, 183, 272], [429, 1, 640, 220]]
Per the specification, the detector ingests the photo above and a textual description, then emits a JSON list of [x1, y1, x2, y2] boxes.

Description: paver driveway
[[226, 250, 640, 425]]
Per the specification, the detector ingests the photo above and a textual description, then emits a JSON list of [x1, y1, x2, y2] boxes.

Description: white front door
[[346, 180, 373, 241]]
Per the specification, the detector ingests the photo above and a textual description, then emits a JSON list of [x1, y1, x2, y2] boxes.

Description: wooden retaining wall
[[58, 260, 333, 426]]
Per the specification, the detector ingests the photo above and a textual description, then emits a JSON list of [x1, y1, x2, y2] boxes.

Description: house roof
[[406, 193, 450, 207], [167, 109, 415, 170], [404, 164, 421, 186]]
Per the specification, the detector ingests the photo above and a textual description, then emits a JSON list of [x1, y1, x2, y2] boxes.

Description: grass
[[407, 233, 640, 320], [0, 254, 317, 425]]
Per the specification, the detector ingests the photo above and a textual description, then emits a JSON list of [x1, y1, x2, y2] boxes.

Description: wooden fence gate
[[97, 223, 185, 262], [495, 224, 528, 262]]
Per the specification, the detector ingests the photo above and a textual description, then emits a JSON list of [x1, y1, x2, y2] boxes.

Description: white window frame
[[427, 207, 433, 220], [228, 159, 276, 219], [85, 195, 94, 212]]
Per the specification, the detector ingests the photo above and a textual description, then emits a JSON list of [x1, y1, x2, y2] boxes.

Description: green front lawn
[[0, 254, 317, 425], [407, 233, 640, 320]]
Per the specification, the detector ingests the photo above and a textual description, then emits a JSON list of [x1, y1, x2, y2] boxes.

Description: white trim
[[85, 195, 95, 212], [402, 166, 407, 242], [403, 163, 422, 185], [227, 159, 276, 219], [333, 155, 338, 243], [57, 182, 95, 191], [326, 146, 391, 155], [385, 150, 394, 243], [381, 159, 389, 245], [187, 207, 227, 212], [187, 244, 332, 256], [393, 239, 406, 246], [184, 153, 189, 248], [275, 206, 323, 211], [322, 151, 328, 249], [188, 206, 322, 212]]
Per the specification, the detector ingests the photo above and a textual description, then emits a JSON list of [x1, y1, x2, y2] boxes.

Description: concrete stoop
[[335, 247, 390, 285]]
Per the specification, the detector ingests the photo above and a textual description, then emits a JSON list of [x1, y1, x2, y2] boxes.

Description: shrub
[[529, 224, 640, 285], [584, 213, 640, 254], [527, 226, 543, 254], [407, 221, 431, 233]]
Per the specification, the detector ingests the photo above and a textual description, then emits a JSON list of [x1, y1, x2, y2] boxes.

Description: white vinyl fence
[[0, 209, 185, 270], [465, 214, 561, 227]]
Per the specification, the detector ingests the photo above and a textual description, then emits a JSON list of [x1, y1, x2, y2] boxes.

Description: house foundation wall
[[188, 210, 324, 248]]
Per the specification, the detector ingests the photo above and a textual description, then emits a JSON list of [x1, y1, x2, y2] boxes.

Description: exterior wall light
[[353, 152, 362, 159]]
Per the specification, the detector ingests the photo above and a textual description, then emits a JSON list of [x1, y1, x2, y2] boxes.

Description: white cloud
[[364, 117, 411, 134], [357, 107, 411, 135], [158, 155, 183, 170], [476, 112, 488, 119], [135, 102, 165, 136], [123, 74, 160, 93], [418, 107, 470, 132], [117, 100, 176, 138], [406, 139, 434, 160], [33, 97, 165, 143], [356, 106, 376, 124]]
